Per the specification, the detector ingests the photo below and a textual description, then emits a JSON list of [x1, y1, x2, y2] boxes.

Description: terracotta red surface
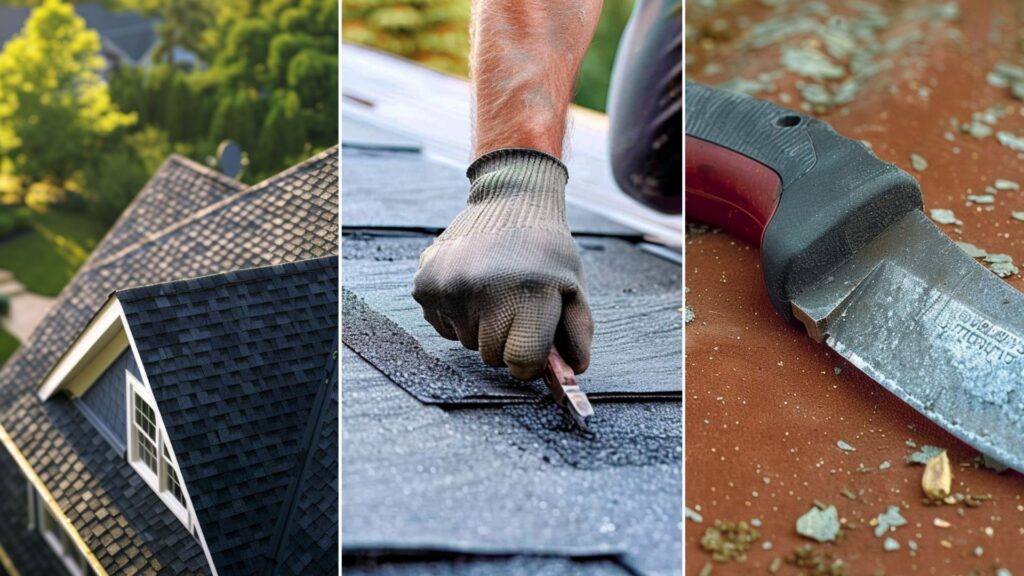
[[686, 1, 1024, 574]]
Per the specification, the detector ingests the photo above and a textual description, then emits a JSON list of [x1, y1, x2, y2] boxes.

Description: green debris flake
[[929, 208, 960, 225], [996, 569, 1013, 576], [782, 46, 846, 80], [995, 179, 1020, 190], [719, 77, 776, 96], [908, 540, 918, 552], [910, 153, 928, 171], [836, 440, 856, 452], [955, 242, 988, 258], [787, 544, 848, 575], [906, 439, 917, 448], [699, 563, 713, 576], [996, 131, 1024, 151], [796, 505, 840, 543], [985, 253, 1019, 278], [1012, 211, 1024, 222], [967, 194, 995, 204], [699, 520, 759, 563], [987, 71, 1010, 88], [874, 505, 907, 537], [962, 121, 993, 139], [879, 460, 891, 470], [686, 506, 704, 523], [883, 537, 900, 552], [840, 488, 859, 500], [768, 556, 783, 573], [908, 445, 945, 464]]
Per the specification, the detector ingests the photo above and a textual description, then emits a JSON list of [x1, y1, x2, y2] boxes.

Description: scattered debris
[[700, 520, 759, 562], [956, 242, 988, 258], [981, 454, 1010, 472], [975, 546, 984, 558], [786, 544, 848, 576], [994, 179, 1020, 191], [910, 153, 928, 171], [879, 460, 891, 470], [796, 504, 840, 543], [686, 506, 704, 523], [781, 46, 846, 80], [768, 556, 783, 573], [883, 537, 900, 552], [929, 208, 961, 225], [934, 517, 952, 528], [832, 366, 842, 375], [840, 488, 859, 501], [922, 450, 952, 500], [836, 440, 856, 453], [873, 505, 907, 537], [962, 121, 993, 139], [985, 253, 1019, 278], [1012, 211, 1024, 222], [685, 306, 696, 324], [967, 194, 995, 204], [996, 130, 1024, 151], [699, 562, 713, 576], [996, 568, 1013, 576], [908, 444, 945, 464]]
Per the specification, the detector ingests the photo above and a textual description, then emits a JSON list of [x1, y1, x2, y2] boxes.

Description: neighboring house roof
[[0, 4, 158, 65], [340, 118, 681, 575], [0, 147, 338, 574], [117, 257, 338, 574]]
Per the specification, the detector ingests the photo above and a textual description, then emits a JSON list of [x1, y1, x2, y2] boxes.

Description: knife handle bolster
[[685, 82, 923, 321]]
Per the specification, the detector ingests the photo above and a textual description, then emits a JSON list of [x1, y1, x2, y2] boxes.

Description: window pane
[[133, 392, 159, 474], [163, 445, 187, 507]]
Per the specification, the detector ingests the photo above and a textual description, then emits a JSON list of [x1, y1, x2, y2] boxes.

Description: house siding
[[75, 348, 139, 455]]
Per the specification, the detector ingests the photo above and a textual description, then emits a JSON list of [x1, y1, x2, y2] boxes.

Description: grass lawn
[[0, 324, 19, 367], [0, 209, 109, 297]]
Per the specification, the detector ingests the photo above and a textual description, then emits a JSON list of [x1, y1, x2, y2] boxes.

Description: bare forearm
[[470, 0, 603, 159]]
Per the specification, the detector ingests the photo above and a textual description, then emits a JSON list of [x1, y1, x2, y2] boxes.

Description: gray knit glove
[[412, 148, 594, 380]]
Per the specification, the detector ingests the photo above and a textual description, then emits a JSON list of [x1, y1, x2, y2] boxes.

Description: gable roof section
[[0, 148, 338, 575], [117, 257, 338, 574]]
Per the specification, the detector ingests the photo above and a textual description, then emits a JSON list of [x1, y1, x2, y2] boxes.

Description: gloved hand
[[412, 148, 594, 380]]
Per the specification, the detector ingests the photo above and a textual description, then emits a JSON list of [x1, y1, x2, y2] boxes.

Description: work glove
[[412, 148, 594, 381]]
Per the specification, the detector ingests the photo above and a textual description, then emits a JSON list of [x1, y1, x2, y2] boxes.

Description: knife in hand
[[685, 81, 1024, 472]]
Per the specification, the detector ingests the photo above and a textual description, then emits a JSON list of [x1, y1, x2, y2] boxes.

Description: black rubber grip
[[685, 81, 923, 321]]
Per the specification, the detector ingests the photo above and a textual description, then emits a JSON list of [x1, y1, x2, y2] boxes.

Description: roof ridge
[[165, 153, 247, 191], [261, 339, 338, 574], [116, 255, 336, 302], [90, 146, 339, 271]]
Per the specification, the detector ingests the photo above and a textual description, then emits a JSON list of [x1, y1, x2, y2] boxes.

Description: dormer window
[[126, 373, 190, 526]]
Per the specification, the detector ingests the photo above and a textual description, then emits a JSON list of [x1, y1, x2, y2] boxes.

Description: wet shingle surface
[[0, 148, 338, 574]]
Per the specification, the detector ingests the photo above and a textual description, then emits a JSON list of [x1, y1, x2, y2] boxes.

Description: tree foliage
[[0, 0, 135, 183]]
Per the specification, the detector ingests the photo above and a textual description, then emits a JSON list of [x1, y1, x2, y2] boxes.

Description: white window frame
[[125, 372, 191, 529], [29, 484, 93, 576]]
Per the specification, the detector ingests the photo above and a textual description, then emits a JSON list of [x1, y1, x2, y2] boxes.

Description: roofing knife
[[543, 346, 594, 429], [686, 81, 1024, 472]]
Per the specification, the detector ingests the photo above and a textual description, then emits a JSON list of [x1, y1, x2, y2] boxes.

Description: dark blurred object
[[608, 0, 682, 214]]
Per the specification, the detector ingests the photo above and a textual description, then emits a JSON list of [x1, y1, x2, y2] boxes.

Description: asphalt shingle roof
[[0, 147, 338, 574], [340, 126, 681, 575], [118, 257, 338, 574]]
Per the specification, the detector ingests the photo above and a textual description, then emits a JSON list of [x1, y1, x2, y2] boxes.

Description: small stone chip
[[955, 242, 988, 258], [879, 460, 891, 470], [836, 440, 856, 452], [985, 253, 1019, 278], [929, 208, 960, 225], [934, 517, 952, 528], [997, 130, 1024, 151], [996, 569, 1013, 576], [883, 537, 900, 552], [995, 179, 1020, 190], [908, 445, 945, 464], [922, 450, 953, 500], [967, 194, 995, 204], [699, 563, 713, 576], [1012, 211, 1024, 222], [796, 505, 840, 543], [910, 153, 928, 172], [874, 506, 907, 537], [686, 506, 704, 523], [685, 306, 696, 324], [975, 546, 984, 558], [768, 556, 783, 574]]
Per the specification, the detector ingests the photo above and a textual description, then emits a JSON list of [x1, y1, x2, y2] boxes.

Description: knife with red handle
[[685, 81, 922, 321]]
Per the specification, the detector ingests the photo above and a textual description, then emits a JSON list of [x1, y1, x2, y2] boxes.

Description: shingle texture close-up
[[0, 147, 338, 574], [341, 117, 682, 576]]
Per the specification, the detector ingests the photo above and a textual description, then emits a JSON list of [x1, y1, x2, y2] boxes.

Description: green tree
[[151, 0, 215, 63], [0, 0, 135, 184]]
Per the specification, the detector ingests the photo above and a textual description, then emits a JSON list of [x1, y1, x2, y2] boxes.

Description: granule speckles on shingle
[[795, 504, 840, 543], [873, 505, 907, 537], [994, 179, 1020, 190], [836, 440, 856, 452], [929, 208, 960, 225], [910, 153, 928, 171]]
